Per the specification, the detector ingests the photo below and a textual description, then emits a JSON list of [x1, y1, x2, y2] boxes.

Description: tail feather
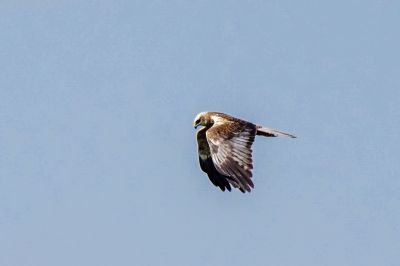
[[256, 125, 296, 138]]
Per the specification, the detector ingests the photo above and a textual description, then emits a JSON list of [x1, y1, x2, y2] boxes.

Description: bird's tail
[[256, 125, 296, 138]]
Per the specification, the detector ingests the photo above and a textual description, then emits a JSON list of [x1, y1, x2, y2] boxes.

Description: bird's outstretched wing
[[206, 120, 257, 192], [196, 127, 235, 192]]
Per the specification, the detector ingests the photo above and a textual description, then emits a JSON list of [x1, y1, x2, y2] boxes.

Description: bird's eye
[[195, 119, 200, 124]]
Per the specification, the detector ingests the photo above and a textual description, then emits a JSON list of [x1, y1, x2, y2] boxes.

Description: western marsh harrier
[[194, 112, 295, 193]]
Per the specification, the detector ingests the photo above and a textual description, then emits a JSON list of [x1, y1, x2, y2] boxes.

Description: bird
[[193, 111, 295, 193]]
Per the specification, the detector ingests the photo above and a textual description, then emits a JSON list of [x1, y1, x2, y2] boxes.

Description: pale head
[[193, 112, 212, 129]]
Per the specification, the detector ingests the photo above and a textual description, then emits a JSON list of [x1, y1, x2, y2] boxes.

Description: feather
[[256, 125, 296, 138]]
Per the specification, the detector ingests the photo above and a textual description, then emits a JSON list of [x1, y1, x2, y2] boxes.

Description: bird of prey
[[194, 111, 295, 193]]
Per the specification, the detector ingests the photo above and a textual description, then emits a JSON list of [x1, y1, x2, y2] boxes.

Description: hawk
[[194, 112, 295, 193]]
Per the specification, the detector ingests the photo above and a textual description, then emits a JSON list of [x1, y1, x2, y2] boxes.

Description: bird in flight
[[194, 112, 295, 193]]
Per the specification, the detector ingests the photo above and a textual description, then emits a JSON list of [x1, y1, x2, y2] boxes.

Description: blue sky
[[1, 1, 399, 265]]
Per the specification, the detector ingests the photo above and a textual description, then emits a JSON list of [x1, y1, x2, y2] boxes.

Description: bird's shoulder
[[207, 113, 255, 140]]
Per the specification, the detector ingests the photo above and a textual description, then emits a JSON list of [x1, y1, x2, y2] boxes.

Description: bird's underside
[[194, 112, 295, 193]]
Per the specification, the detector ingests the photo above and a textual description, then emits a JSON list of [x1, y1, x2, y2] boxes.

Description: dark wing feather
[[196, 127, 232, 192], [206, 120, 257, 192]]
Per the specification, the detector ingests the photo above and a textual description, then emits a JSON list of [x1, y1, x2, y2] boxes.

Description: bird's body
[[193, 112, 295, 193]]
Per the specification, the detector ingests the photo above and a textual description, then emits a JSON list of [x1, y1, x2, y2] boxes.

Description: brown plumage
[[194, 112, 295, 193]]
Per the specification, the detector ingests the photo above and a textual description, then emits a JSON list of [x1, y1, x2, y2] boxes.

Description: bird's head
[[193, 112, 211, 129]]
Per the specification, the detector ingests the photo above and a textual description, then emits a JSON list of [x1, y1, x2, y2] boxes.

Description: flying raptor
[[194, 112, 295, 193]]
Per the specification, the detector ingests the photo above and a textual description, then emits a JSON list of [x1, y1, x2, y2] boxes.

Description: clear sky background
[[1, 1, 399, 265]]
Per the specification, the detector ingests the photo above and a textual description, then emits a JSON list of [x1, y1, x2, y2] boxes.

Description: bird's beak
[[194, 124, 199, 129]]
